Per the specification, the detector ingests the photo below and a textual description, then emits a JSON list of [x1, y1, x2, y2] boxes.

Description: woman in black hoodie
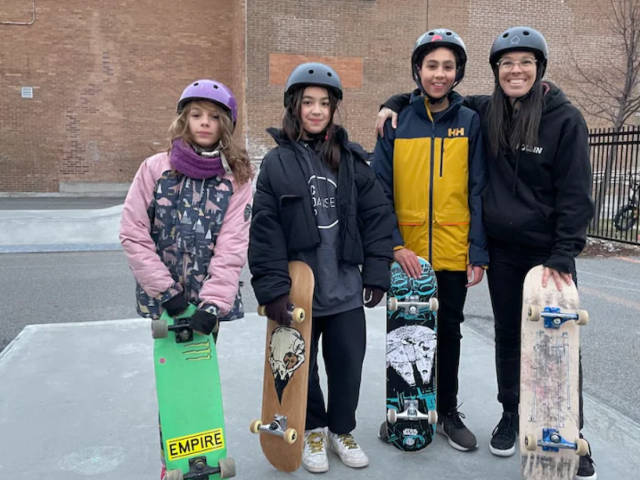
[[375, 27, 596, 479], [249, 62, 394, 473]]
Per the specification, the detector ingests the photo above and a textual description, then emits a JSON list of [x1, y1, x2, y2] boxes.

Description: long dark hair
[[486, 80, 544, 158], [282, 87, 342, 171]]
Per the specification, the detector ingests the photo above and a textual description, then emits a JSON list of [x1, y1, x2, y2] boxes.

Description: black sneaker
[[576, 438, 596, 480], [377, 421, 389, 442], [489, 412, 518, 457], [437, 410, 478, 451]]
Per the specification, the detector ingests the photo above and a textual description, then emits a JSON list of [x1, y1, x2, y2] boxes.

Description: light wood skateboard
[[520, 265, 590, 480], [250, 261, 314, 472]]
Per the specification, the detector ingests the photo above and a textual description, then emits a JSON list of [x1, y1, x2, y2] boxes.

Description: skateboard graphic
[[520, 265, 590, 480], [250, 261, 315, 472], [152, 304, 235, 480], [384, 257, 439, 452]]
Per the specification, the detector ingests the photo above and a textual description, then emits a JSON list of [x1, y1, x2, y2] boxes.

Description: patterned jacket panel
[[120, 153, 253, 320]]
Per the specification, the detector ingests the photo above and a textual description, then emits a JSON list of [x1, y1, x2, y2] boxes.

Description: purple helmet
[[177, 79, 238, 125]]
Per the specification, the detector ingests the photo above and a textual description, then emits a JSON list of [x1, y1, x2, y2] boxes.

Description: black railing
[[589, 126, 640, 244]]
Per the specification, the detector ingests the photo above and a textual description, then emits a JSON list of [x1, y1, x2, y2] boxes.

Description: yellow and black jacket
[[372, 90, 488, 272]]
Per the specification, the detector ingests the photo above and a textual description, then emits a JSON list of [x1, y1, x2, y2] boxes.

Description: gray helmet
[[412, 28, 468, 88], [489, 26, 548, 78], [283, 62, 343, 107]]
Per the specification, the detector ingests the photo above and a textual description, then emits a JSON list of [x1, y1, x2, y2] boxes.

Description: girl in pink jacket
[[120, 79, 254, 340]]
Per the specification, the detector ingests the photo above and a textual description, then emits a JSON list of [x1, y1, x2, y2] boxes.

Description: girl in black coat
[[249, 62, 394, 473]]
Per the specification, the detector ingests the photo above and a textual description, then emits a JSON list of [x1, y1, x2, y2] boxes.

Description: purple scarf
[[170, 139, 227, 179]]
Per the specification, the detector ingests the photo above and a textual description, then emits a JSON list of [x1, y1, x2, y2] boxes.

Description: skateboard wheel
[[576, 310, 589, 326], [428, 410, 438, 425], [257, 306, 266, 317], [429, 297, 439, 312], [291, 307, 305, 323], [575, 438, 589, 456], [284, 428, 297, 444], [527, 305, 541, 322], [387, 408, 397, 425], [388, 297, 399, 311], [249, 419, 262, 434], [218, 457, 236, 479], [524, 434, 537, 451], [151, 320, 169, 339], [166, 470, 183, 480]]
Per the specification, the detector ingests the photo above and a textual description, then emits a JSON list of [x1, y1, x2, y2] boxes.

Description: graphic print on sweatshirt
[[308, 174, 338, 236]]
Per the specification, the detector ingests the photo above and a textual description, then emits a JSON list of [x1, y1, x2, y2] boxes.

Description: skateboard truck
[[387, 399, 438, 425], [257, 306, 306, 324], [524, 428, 589, 456], [527, 306, 589, 329], [388, 296, 439, 315], [165, 456, 236, 480], [152, 318, 195, 343], [249, 415, 298, 444]]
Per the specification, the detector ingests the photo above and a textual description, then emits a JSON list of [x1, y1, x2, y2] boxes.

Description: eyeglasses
[[497, 58, 537, 71]]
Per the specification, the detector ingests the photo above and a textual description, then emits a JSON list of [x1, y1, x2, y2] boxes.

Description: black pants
[[486, 245, 584, 429], [306, 306, 366, 434], [434, 270, 468, 415]]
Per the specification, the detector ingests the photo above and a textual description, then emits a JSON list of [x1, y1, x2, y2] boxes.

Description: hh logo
[[448, 128, 465, 137]]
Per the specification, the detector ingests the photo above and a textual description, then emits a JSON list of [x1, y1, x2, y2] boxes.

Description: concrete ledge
[[0, 205, 123, 248], [59, 182, 131, 195]]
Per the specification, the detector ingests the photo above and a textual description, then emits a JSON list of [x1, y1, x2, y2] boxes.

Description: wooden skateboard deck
[[152, 304, 235, 480], [520, 265, 590, 480], [384, 257, 439, 452], [251, 261, 315, 472]]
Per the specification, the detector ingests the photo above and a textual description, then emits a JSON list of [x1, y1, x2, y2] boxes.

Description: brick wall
[[0, 0, 620, 192], [0, 0, 244, 193], [246, 0, 613, 160], [245, 0, 426, 160]]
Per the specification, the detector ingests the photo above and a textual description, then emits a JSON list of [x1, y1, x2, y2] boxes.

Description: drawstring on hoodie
[[508, 83, 551, 195], [513, 150, 521, 195]]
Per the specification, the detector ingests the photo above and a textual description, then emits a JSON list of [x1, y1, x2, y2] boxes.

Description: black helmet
[[489, 26, 548, 78], [412, 28, 468, 89], [283, 62, 343, 107]]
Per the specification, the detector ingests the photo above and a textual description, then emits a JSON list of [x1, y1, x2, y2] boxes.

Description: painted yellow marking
[[616, 256, 640, 264], [580, 286, 640, 312]]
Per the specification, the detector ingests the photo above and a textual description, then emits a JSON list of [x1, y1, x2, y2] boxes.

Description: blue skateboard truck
[[527, 306, 589, 329], [524, 428, 589, 456]]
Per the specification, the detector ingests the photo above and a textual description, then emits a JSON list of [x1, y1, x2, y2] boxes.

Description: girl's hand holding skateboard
[[394, 248, 422, 279]]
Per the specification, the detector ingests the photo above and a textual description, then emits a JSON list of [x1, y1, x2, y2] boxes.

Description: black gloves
[[265, 294, 292, 326], [364, 286, 385, 308], [162, 294, 189, 317], [189, 310, 219, 336]]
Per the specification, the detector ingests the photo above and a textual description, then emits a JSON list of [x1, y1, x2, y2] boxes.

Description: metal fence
[[588, 126, 640, 244]]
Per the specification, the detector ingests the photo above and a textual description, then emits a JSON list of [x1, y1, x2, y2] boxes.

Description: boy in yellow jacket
[[371, 28, 488, 452]]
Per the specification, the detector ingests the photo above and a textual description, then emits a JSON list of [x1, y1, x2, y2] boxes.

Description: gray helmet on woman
[[489, 26, 548, 79], [283, 62, 343, 107], [411, 28, 468, 91]]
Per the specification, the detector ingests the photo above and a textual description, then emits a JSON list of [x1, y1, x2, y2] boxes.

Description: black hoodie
[[383, 83, 594, 274]]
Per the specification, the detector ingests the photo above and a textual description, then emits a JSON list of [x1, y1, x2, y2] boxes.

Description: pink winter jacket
[[119, 152, 253, 320]]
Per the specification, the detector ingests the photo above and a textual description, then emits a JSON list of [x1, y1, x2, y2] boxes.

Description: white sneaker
[[302, 429, 329, 473], [328, 432, 369, 468]]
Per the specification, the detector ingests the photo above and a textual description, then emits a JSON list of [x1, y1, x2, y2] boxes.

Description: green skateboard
[[152, 304, 235, 479]]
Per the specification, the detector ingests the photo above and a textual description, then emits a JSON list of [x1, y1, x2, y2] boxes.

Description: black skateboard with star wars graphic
[[384, 257, 439, 452]]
